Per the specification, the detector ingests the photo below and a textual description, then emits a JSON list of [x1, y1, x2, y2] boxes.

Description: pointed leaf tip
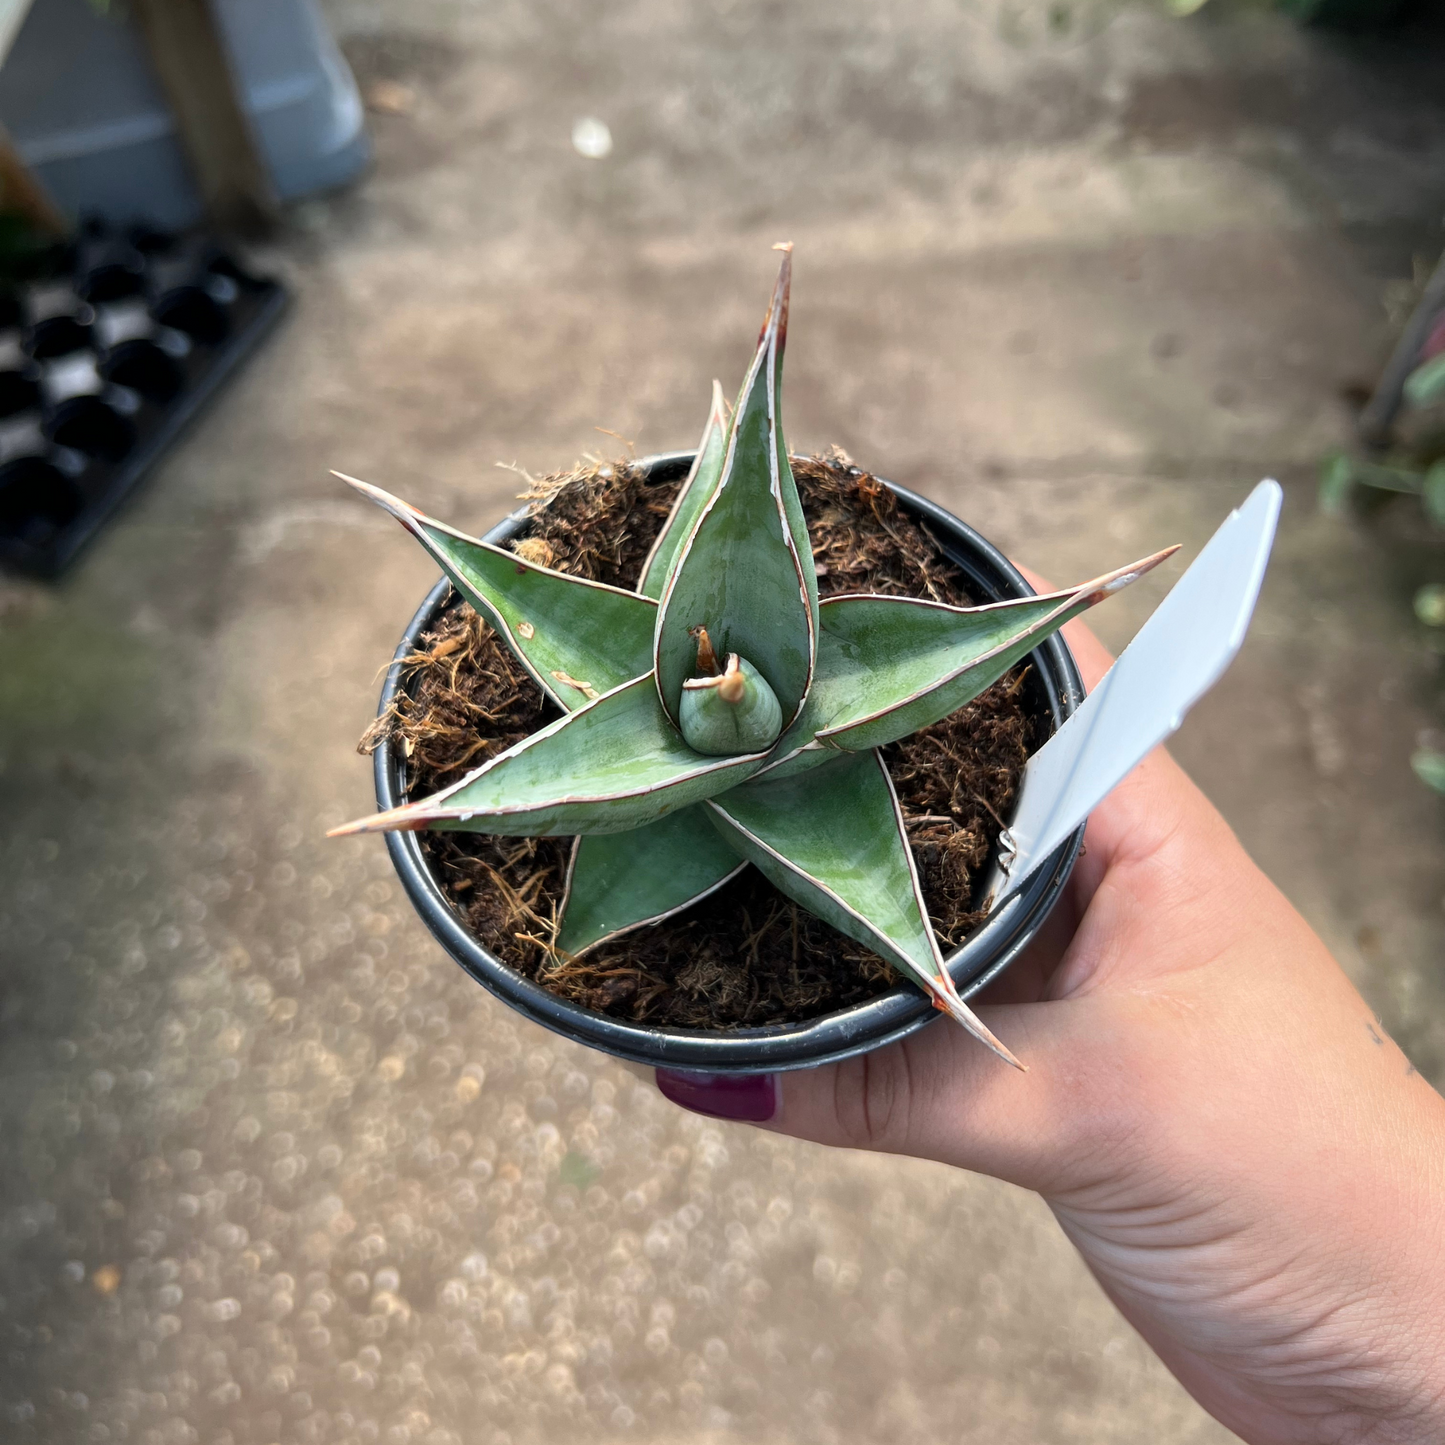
[[759, 246, 791, 352], [654, 248, 814, 725], [333, 470, 386, 501], [1089, 544, 1180, 600], [928, 980, 1026, 1071], [706, 749, 1024, 1067], [328, 806, 428, 838], [336, 472, 426, 531], [803, 545, 1181, 757], [333, 470, 403, 505], [347, 477, 656, 710]]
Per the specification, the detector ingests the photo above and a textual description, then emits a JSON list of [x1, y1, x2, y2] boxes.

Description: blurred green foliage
[[1321, 303, 1445, 795], [1411, 748, 1445, 795], [1404, 354, 1445, 411], [0, 212, 65, 284]]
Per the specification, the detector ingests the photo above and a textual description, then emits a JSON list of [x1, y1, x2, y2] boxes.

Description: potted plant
[[332, 248, 1174, 1073]]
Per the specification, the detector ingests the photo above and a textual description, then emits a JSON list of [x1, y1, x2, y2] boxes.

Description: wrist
[[1260, 1095, 1445, 1445]]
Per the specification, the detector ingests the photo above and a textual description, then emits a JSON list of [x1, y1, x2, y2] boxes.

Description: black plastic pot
[[372, 452, 1086, 1073]]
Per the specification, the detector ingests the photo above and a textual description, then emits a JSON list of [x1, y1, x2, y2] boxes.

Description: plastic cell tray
[[0, 221, 288, 577]]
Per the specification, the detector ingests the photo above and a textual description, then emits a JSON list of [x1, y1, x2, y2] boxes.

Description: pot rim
[[371, 451, 1085, 1073]]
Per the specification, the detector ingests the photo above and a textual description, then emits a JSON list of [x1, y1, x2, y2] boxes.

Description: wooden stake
[[0, 126, 66, 235], [130, 0, 278, 236]]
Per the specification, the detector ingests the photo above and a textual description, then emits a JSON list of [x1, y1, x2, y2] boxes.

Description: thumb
[[658, 991, 1125, 1195]]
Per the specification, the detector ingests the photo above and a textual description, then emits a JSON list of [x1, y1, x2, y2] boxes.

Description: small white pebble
[[572, 117, 613, 159]]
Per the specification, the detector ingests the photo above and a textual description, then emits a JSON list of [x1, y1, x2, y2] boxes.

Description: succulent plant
[[333, 246, 1175, 1067]]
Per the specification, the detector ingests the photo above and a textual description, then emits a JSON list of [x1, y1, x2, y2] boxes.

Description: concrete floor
[[3, 1, 1445, 1441]]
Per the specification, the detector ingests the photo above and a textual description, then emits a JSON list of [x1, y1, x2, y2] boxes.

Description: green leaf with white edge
[[706, 750, 1022, 1067], [638, 380, 730, 599], [814, 547, 1177, 755], [751, 547, 1177, 775], [765, 272, 818, 634], [1404, 352, 1445, 410], [654, 246, 817, 726], [555, 807, 747, 956], [340, 473, 656, 710], [330, 675, 770, 840]]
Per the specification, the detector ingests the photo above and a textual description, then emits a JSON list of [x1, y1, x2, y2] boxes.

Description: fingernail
[[655, 1069, 777, 1122]]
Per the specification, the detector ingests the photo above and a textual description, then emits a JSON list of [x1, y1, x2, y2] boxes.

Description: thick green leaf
[[753, 548, 1177, 775], [813, 548, 1177, 755], [707, 750, 1022, 1067], [654, 247, 817, 726], [330, 675, 770, 839], [555, 807, 747, 956], [638, 381, 729, 599], [341, 474, 656, 711]]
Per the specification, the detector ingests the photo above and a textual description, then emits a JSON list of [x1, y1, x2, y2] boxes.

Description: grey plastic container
[[0, 0, 370, 229]]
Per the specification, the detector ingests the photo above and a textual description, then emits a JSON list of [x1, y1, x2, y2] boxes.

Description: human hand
[[657, 613, 1445, 1445]]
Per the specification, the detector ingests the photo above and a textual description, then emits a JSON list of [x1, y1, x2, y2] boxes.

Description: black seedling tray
[[0, 220, 288, 577]]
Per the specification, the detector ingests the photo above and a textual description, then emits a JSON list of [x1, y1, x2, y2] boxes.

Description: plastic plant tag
[[983, 479, 1282, 911]]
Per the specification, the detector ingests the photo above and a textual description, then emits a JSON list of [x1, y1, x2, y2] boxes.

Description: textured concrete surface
[[3, 2, 1445, 1442]]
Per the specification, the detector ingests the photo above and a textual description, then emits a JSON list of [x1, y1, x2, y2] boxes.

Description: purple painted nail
[[655, 1069, 778, 1122]]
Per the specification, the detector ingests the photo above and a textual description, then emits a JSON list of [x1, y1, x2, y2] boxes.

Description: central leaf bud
[[679, 626, 783, 756]]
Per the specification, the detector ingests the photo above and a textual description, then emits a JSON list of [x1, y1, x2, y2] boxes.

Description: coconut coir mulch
[[360, 451, 1035, 1029]]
